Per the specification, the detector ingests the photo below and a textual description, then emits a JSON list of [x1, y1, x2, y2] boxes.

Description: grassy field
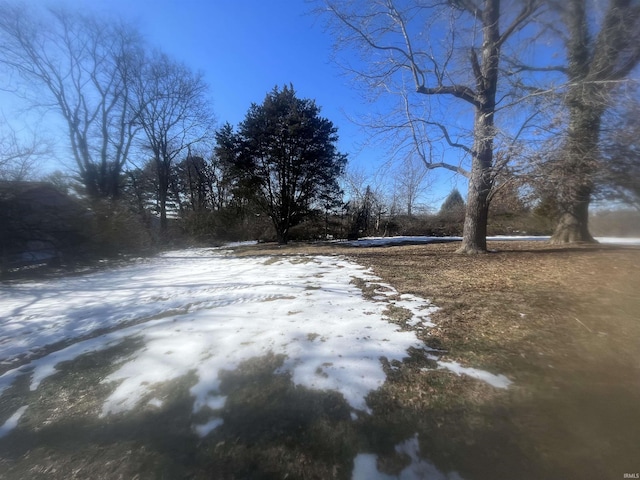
[[1, 240, 638, 479], [236, 240, 640, 479]]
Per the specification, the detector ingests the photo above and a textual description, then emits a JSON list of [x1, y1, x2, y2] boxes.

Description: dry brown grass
[[237, 240, 640, 479], [1, 240, 638, 479]]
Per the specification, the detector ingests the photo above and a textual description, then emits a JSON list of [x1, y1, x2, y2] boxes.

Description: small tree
[[440, 189, 466, 219], [394, 156, 428, 217], [222, 85, 347, 244], [348, 185, 386, 238]]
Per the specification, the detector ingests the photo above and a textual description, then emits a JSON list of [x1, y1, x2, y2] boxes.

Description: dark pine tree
[[219, 85, 347, 244], [440, 189, 466, 218]]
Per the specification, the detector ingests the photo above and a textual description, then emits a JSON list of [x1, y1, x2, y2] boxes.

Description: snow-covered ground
[[353, 434, 464, 480], [0, 246, 516, 478], [341, 235, 640, 247]]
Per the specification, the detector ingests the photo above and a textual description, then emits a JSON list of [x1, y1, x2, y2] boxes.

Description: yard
[[0, 239, 638, 479]]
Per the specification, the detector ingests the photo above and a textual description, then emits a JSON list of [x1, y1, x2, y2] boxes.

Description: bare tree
[[0, 118, 48, 181], [321, 0, 540, 252], [133, 52, 213, 234], [0, 3, 142, 198], [342, 166, 389, 237], [544, 0, 640, 243], [599, 92, 640, 212], [174, 154, 212, 213], [393, 156, 429, 216], [342, 165, 376, 207]]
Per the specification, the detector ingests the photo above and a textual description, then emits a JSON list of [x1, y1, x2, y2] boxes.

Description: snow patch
[[339, 235, 640, 247], [0, 248, 512, 436], [0, 405, 28, 439], [424, 356, 512, 389], [194, 417, 224, 437], [352, 434, 464, 480]]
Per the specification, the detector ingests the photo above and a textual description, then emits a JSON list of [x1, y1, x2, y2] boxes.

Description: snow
[[596, 237, 640, 245], [341, 235, 640, 247], [342, 236, 460, 247], [194, 418, 225, 438], [0, 405, 28, 439], [352, 434, 464, 480], [352, 455, 396, 480], [425, 358, 512, 389], [0, 247, 510, 441]]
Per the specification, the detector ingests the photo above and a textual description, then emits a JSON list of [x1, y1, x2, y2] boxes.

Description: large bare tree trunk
[[456, 0, 499, 254], [550, 158, 597, 245], [551, 96, 601, 244], [458, 108, 494, 253], [550, 0, 640, 244], [459, 163, 491, 253], [551, 194, 594, 243]]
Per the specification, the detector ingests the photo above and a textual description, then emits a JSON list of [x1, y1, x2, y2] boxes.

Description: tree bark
[[157, 160, 169, 235], [550, 0, 640, 244], [458, 162, 491, 253], [276, 224, 289, 245], [456, 0, 499, 254], [550, 92, 601, 244], [550, 111, 600, 244], [551, 191, 595, 243], [551, 117, 601, 244]]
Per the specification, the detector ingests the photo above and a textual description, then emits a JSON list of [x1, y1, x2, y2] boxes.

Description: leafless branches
[[133, 51, 214, 231], [0, 3, 142, 198], [321, 0, 541, 252], [0, 118, 49, 181], [598, 89, 640, 211]]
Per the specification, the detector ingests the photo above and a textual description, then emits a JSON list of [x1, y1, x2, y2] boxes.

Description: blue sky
[[82, 0, 389, 170], [7, 0, 467, 207], [83, 0, 466, 205]]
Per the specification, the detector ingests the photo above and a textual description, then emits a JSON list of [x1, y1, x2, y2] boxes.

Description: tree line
[[1, 0, 639, 256], [0, 4, 346, 249], [321, 0, 640, 252]]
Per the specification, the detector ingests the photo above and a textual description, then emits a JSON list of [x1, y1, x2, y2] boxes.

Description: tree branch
[[416, 84, 478, 106], [449, 0, 482, 18], [496, 0, 539, 49], [426, 161, 470, 177], [503, 58, 567, 76]]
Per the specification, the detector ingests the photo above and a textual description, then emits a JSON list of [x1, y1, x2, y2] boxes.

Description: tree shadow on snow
[[0, 346, 537, 480]]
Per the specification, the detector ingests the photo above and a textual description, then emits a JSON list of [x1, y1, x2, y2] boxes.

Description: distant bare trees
[[133, 52, 213, 233], [321, 0, 540, 252], [0, 118, 48, 180], [393, 156, 428, 217], [0, 3, 142, 198], [0, 3, 216, 244]]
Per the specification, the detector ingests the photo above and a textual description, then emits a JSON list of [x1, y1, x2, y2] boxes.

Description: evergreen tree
[[220, 85, 347, 244], [440, 189, 465, 218]]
